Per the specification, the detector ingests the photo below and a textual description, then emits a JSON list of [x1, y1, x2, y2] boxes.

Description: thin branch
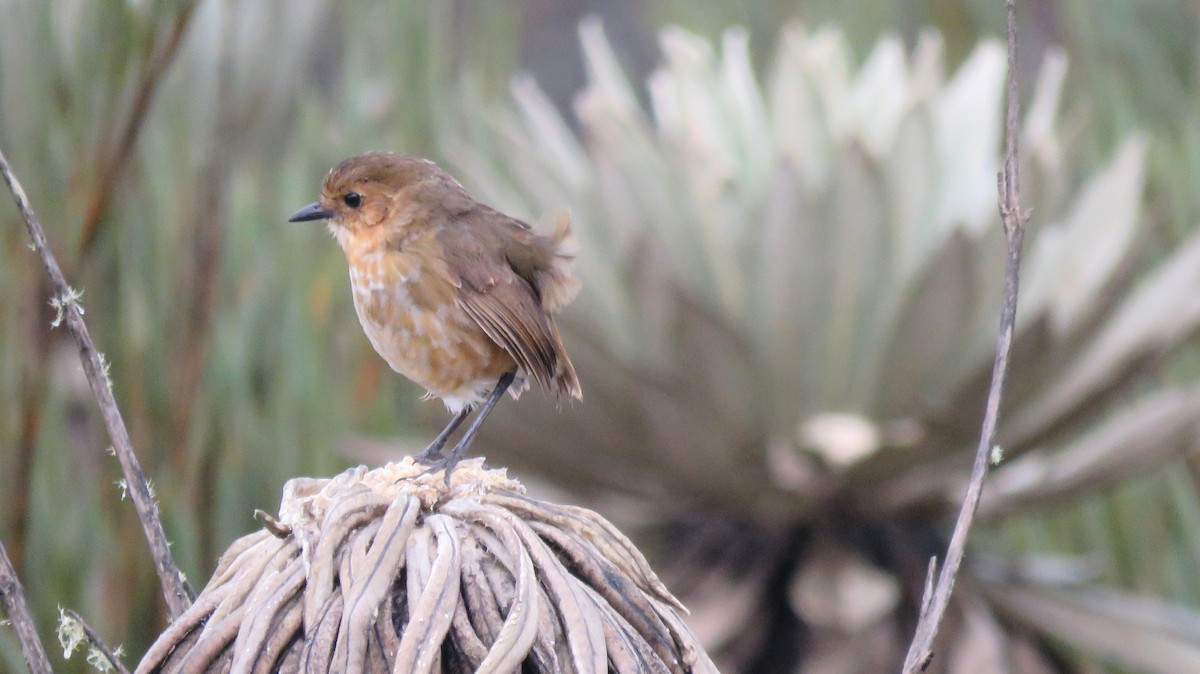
[[0, 148, 194, 620], [901, 1, 1029, 671], [0, 537, 53, 674], [61, 609, 131, 674], [173, 0, 236, 568], [77, 0, 200, 260]]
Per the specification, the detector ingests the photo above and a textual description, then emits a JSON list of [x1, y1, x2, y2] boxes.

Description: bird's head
[[288, 151, 470, 255]]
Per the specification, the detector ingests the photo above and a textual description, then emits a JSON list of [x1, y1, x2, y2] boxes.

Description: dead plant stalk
[[0, 148, 193, 620], [901, 0, 1031, 670]]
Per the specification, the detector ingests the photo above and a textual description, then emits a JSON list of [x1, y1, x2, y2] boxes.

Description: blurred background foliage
[[1, 0, 1199, 672]]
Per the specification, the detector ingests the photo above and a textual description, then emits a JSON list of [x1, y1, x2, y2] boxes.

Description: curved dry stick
[[467, 523, 566, 673], [457, 537, 508, 646], [642, 595, 719, 674], [208, 531, 274, 584], [469, 527, 520, 608], [0, 147, 192, 619], [445, 504, 541, 674], [506, 511, 607, 673], [335, 495, 419, 673], [168, 539, 300, 674], [77, 0, 200, 259], [135, 583, 237, 673], [303, 490, 389, 627], [474, 537, 539, 674], [487, 493, 679, 609], [201, 535, 278, 610], [228, 564, 305, 674], [449, 599, 491, 668], [203, 541, 295, 636], [298, 594, 343, 674], [530, 584, 569, 672], [580, 585, 671, 674], [901, 1, 1029, 671], [250, 593, 304, 674], [0, 538, 52, 674], [528, 520, 675, 664], [394, 515, 462, 673], [369, 584, 403, 671], [453, 506, 562, 669], [174, 602, 249, 673]]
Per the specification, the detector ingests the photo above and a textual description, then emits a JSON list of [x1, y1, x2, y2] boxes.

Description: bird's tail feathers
[[548, 318, 582, 401], [538, 210, 582, 313]]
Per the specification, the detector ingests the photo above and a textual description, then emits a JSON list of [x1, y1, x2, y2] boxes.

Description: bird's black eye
[[343, 192, 362, 209]]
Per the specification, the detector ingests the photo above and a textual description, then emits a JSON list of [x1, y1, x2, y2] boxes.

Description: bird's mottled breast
[[348, 248, 458, 350], [345, 246, 513, 400]]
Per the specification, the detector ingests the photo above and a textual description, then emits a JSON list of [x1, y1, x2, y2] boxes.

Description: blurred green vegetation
[[0, 0, 1198, 672]]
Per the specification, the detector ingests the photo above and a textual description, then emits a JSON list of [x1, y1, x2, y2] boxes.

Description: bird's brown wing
[[444, 206, 581, 312], [457, 277, 575, 396], [438, 216, 581, 400]]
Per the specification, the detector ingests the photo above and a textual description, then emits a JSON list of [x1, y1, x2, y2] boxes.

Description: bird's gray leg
[[414, 407, 472, 462], [423, 371, 516, 485]]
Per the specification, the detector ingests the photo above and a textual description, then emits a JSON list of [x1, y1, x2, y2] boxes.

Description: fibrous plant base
[[136, 459, 716, 674]]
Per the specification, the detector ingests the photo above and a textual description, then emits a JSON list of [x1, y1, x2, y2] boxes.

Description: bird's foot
[[419, 442, 471, 489], [416, 372, 513, 489]]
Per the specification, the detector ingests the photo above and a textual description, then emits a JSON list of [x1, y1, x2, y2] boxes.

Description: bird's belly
[[351, 281, 515, 408]]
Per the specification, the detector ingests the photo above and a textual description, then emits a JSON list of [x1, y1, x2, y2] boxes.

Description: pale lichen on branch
[[58, 608, 131, 674], [49, 286, 84, 328]]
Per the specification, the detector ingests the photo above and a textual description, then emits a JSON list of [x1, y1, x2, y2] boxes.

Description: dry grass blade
[[137, 458, 715, 673], [303, 487, 391, 628], [487, 494, 684, 610], [76, 0, 201, 260], [979, 386, 1200, 519], [0, 147, 193, 619], [984, 582, 1200, 674], [440, 502, 541, 673], [394, 515, 461, 673], [334, 494, 419, 672], [227, 563, 305, 674]]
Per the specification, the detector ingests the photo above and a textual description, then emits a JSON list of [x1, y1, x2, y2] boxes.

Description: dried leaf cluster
[[136, 459, 716, 674]]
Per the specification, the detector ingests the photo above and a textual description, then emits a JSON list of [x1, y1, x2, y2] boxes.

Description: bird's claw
[[413, 447, 443, 463], [417, 446, 467, 490]]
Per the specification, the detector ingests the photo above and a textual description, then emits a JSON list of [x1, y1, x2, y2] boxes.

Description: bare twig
[[0, 537, 53, 674], [901, 1, 1029, 671], [61, 609, 131, 674], [77, 0, 200, 260], [0, 148, 194, 620], [175, 0, 236, 567]]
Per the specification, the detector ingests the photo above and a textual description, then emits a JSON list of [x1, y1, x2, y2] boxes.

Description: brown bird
[[289, 151, 581, 477]]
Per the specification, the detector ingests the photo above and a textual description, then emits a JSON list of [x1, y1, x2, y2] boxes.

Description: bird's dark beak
[[288, 202, 333, 223]]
